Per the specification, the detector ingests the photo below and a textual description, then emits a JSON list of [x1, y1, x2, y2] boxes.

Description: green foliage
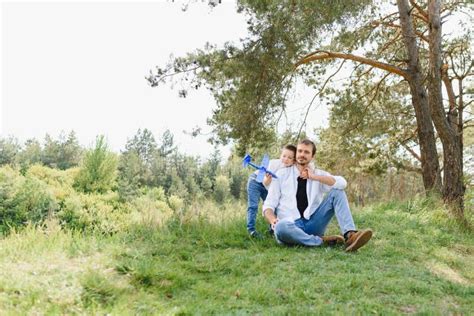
[[158, 129, 176, 157], [124, 128, 157, 166], [199, 176, 213, 197], [214, 174, 230, 203], [168, 195, 184, 214], [147, 0, 371, 151], [58, 192, 125, 234], [74, 136, 117, 194], [2, 197, 472, 314], [81, 271, 123, 307], [0, 136, 20, 166], [41, 131, 82, 170], [117, 151, 143, 201], [0, 166, 58, 233], [128, 189, 173, 228], [17, 139, 42, 172]]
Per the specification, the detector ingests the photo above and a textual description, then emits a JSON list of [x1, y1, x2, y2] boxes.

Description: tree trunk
[[397, 0, 442, 194], [427, 0, 465, 215]]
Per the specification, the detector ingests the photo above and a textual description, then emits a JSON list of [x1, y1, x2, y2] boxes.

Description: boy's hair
[[298, 139, 316, 156], [283, 144, 297, 156]]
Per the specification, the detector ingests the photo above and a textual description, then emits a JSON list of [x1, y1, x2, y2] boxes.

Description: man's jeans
[[274, 189, 356, 246], [247, 176, 268, 232]]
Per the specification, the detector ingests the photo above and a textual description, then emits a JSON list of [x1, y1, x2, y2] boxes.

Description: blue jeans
[[274, 189, 356, 246], [247, 176, 268, 232]]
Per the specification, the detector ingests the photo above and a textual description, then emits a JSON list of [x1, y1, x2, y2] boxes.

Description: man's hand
[[270, 217, 279, 230], [263, 208, 278, 229]]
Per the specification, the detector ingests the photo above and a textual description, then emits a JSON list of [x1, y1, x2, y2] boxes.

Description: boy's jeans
[[274, 189, 356, 246], [246, 176, 268, 232]]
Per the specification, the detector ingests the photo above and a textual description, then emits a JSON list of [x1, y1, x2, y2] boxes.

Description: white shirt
[[252, 159, 287, 189], [262, 165, 347, 221]]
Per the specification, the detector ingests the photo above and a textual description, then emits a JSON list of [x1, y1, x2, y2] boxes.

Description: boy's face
[[280, 149, 295, 167]]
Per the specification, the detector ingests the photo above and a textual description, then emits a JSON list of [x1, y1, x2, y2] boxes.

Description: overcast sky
[[1, 0, 329, 160]]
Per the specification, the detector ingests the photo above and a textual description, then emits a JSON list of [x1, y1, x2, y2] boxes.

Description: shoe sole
[[345, 230, 373, 252]]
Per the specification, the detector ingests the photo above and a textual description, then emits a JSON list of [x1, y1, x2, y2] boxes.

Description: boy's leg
[[246, 177, 261, 233], [304, 189, 356, 236]]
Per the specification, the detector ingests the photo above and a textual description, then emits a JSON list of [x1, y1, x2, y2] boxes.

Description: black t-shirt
[[296, 177, 308, 218]]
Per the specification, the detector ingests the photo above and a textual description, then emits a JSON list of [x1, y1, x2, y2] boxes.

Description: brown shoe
[[345, 229, 373, 252], [321, 235, 345, 246]]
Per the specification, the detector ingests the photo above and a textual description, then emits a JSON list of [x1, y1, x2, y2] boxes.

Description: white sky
[[1, 0, 330, 160]]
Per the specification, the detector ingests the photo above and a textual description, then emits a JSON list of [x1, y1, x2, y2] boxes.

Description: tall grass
[[0, 196, 472, 314]]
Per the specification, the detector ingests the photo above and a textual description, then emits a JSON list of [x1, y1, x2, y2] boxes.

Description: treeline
[[0, 129, 249, 234], [0, 128, 440, 208], [0, 129, 248, 203], [2, 128, 466, 234]]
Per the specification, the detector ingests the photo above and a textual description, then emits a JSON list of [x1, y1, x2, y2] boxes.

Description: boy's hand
[[263, 173, 272, 186], [300, 168, 314, 180]]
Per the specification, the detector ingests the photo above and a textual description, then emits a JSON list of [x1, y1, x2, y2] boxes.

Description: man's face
[[296, 143, 314, 166]]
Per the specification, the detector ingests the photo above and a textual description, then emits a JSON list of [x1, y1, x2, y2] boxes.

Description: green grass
[[0, 199, 472, 314]]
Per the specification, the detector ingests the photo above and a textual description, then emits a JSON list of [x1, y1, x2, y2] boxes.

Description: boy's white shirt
[[262, 164, 347, 221]]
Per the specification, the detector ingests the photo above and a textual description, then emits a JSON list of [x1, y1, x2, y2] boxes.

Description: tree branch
[[296, 60, 346, 140], [371, 21, 429, 43], [342, 73, 391, 136], [399, 140, 422, 162], [295, 51, 409, 79], [409, 0, 429, 20]]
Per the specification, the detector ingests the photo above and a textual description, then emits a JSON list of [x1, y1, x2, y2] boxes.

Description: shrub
[[74, 136, 117, 194], [26, 164, 78, 202], [168, 195, 184, 214], [58, 192, 125, 234], [128, 190, 173, 228], [214, 175, 230, 203], [0, 166, 58, 232]]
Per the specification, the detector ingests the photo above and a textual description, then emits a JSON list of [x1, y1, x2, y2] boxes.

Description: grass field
[[0, 198, 472, 314]]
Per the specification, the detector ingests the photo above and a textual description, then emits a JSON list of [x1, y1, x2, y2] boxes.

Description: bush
[[128, 189, 173, 228], [58, 192, 125, 234], [214, 175, 230, 203], [74, 136, 117, 194], [26, 164, 78, 202], [168, 195, 184, 214], [0, 166, 58, 232]]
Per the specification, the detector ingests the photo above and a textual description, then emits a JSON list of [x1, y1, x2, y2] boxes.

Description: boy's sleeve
[[262, 175, 281, 216]]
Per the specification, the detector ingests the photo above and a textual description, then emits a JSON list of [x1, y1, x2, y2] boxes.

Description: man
[[262, 139, 372, 251]]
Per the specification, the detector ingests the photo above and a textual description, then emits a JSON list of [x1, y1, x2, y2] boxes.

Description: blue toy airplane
[[242, 154, 278, 183]]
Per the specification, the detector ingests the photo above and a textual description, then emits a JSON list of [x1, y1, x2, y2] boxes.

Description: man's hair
[[298, 139, 316, 156], [282, 144, 297, 156]]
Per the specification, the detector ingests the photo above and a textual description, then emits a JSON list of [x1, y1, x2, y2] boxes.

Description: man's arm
[[263, 208, 278, 229], [309, 174, 336, 186], [301, 167, 347, 189]]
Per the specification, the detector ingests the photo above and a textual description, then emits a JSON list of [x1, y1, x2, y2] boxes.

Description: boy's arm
[[262, 173, 272, 186], [262, 173, 282, 226]]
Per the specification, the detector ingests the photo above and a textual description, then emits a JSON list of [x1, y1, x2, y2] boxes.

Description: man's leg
[[274, 218, 323, 246], [304, 189, 356, 236], [304, 189, 372, 251]]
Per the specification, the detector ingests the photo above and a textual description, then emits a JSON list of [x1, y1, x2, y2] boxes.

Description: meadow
[[1, 194, 472, 314]]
